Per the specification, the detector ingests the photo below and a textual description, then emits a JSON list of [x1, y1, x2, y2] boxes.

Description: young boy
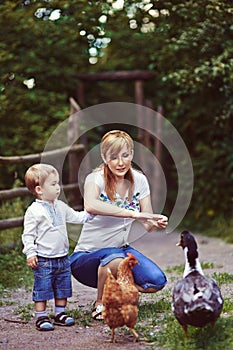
[[22, 163, 94, 331]]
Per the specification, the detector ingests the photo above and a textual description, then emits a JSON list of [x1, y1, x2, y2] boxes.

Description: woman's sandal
[[92, 304, 104, 321], [36, 316, 54, 331], [53, 312, 75, 326]]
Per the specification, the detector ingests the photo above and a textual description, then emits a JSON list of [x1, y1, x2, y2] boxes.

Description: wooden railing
[[0, 97, 88, 231], [0, 144, 86, 230], [0, 94, 164, 230]]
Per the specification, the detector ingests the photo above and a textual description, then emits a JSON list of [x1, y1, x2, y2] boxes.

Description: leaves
[[0, 0, 232, 226]]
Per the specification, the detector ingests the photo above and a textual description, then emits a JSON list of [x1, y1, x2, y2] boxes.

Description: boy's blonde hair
[[25, 163, 58, 196]]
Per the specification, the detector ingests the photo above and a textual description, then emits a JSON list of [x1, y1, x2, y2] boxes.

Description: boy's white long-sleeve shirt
[[22, 199, 93, 259]]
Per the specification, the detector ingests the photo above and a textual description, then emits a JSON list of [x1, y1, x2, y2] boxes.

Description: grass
[[13, 303, 34, 322], [135, 264, 233, 350], [148, 316, 233, 350], [135, 292, 233, 350], [1, 254, 233, 349], [166, 262, 223, 275], [4, 291, 233, 349], [68, 304, 94, 327], [212, 272, 233, 286], [0, 198, 232, 348]]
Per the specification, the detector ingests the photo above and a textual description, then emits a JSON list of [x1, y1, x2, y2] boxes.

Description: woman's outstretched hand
[[147, 215, 168, 230], [134, 212, 168, 232]]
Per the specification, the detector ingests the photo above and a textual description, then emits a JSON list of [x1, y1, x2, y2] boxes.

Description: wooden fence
[[0, 98, 87, 231], [0, 144, 86, 230], [0, 92, 164, 231]]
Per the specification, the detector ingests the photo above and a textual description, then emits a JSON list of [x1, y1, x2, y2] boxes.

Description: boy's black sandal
[[36, 316, 54, 331], [53, 312, 75, 326]]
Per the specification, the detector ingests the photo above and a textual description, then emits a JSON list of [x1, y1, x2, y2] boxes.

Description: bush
[[0, 248, 33, 289]]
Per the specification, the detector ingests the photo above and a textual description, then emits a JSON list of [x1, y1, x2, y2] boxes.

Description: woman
[[70, 130, 168, 320]]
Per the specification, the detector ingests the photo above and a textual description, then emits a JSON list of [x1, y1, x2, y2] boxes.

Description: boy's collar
[[35, 198, 58, 206]]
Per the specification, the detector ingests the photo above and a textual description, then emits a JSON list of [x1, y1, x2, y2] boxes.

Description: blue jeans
[[70, 246, 167, 291], [33, 256, 72, 302]]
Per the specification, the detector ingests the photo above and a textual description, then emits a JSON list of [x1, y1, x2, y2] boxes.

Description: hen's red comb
[[126, 252, 137, 259]]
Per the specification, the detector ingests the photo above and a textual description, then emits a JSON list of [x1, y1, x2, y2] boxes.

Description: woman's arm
[[84, 181, 159, 221], [139, 195, 168, 232]]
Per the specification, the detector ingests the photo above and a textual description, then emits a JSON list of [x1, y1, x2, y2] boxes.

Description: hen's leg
[[104, 328, 116, 343], [130, 328, 139, 342], [111, 328, 115, 343]]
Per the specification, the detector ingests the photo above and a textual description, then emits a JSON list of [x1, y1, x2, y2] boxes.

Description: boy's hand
[[27, 255, 38, 269]]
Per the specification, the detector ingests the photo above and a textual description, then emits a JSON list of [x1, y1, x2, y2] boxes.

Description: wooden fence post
[[154, 105, 163, 212], [68, 98, 83, 208], [135, 80, 147, 171]]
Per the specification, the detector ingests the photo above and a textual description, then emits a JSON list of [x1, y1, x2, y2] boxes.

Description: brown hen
[[102, 253, 139, 343]]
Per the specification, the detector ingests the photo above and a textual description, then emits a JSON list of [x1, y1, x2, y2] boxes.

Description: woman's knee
[[100, 257, 124, 277], [133, 267, 167, 292]]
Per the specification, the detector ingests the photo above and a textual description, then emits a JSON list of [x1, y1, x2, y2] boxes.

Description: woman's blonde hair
[[100, 130, 134, 201], [25, 163, 58, 196]]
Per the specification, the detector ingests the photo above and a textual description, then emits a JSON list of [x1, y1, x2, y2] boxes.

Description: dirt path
[[1, 231, 233, 350]]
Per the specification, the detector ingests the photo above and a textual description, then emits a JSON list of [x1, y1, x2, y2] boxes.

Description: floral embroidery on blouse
[[99, 192, 140, 212]]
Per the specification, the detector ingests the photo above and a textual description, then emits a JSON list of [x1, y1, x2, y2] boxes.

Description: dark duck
[[172, 230, 223, 336]]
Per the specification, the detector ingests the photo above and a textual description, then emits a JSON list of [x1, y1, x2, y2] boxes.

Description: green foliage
[[0, 187, 30, 250], [156, 316, 233, 350], [222, 297, 233, 314], [0, 0, 232, 228], [166, 264, 184, 275], [0, 299, 14, 307], [67, 223, 82, 252], [137, 292, 233, 350], [0, 248, 33, 289], [13, 303, 34, 322], [204, 217, 233, 244], [0, 0, 105, 187], [67, 306, 93, 327], [211, 272, 233, 286], [101, 0, 233, 224], [1, 246, 233, 348], [166, 261, 220, 275]]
